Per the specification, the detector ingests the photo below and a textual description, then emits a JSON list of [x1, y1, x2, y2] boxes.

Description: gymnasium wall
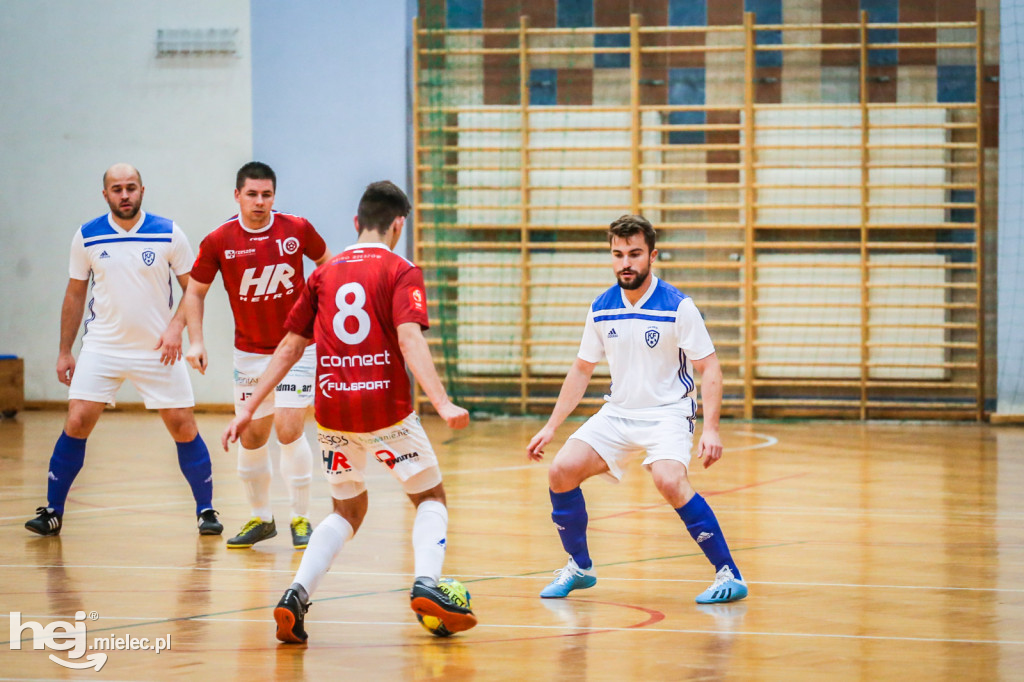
[[998, 0, 1024, 416], [0, 0, 411, 406], [0, 0, 252, 405]]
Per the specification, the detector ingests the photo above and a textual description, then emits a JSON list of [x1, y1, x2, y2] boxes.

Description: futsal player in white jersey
[[25, 163, 221, 537], [527, 214, 747, 604]]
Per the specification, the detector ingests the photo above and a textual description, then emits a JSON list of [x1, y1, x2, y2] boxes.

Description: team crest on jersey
[[410, 287, 425, 312], [141, 249, 155, 266], [645, 328, 660, 348]]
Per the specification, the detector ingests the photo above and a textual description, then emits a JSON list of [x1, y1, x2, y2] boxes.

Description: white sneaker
[[695, 565, 748, 604], [539, 557, 597, 598]]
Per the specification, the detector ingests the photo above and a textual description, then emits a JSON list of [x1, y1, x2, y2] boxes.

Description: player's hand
[[436, 401, 470, 429], [222, 412, 252, 451], [697, 428, 723, 469], [155, 323, 184, 365], [185, 342, 208, 375], [56, 352, 75, 386], [527, 425, 556, 462]]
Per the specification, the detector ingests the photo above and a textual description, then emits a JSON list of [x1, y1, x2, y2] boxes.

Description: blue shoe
[[695, 566, 748, 604], [540, 558, 597, 599]]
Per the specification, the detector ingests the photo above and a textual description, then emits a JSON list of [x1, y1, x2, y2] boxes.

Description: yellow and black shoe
[[290, 517, 312, 550], [226, 517, 277, 548], [410, 578, 478, 634]]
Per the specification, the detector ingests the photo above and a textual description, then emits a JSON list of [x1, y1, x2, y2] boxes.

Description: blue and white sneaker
[[540, 557, 597, 599], [695, 565, 748, 604]]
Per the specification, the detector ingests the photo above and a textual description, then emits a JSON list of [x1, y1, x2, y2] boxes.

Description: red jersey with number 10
[[284, 243, 429, 433], [190, 212, 326, 353]]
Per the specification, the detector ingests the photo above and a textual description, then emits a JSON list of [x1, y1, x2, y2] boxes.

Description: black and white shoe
[[25, 507, 62, 536], [197, 509, 223, 535]]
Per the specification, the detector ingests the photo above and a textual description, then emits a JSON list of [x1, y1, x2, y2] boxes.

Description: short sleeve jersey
[[69, 211, 195, 359], [578, 276, 716, 420], [190, 212, 327, 353], [284, 242, 430, 433]]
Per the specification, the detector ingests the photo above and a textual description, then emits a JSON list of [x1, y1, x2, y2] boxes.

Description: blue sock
[[550, 487, 592, 570], [46, 432, 87, 514], [676, 493, 741, 580], [176, 435, 213, 516]]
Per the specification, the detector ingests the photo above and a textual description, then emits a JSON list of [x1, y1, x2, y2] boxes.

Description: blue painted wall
[[250, 0, 411, 255]]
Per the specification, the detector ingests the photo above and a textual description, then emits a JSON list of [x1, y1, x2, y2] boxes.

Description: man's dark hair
[[236, 161, 277, 191], [608, 214, 656, 252], [357, 181, 411, 233]]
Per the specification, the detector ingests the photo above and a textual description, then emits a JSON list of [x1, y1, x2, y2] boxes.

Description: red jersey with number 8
[[284, 243, 429, 433], [190, 212, 327, 353]]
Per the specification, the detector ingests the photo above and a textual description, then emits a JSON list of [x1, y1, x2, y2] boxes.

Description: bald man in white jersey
[[527, 214, 747, 604], [25, 164, 222, 537]]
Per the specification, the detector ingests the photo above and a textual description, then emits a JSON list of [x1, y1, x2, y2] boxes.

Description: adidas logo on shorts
[[607, 328, 618, 338]]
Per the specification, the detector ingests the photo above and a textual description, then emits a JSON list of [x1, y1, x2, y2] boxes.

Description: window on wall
[[447, 0, 482, 29], [746, 0, 782, 68], [669, 67, 706, 144]]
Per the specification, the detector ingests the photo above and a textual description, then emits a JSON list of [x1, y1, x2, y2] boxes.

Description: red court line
[[162, 597, 666, 651], [590, 472, 809, 522]]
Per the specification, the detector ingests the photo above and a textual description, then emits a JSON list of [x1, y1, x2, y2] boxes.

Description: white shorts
[[233, 345, 316, 420], [316, 412, 443, 500], [569, 404, 695, 482], [68, 350, 195, 409]]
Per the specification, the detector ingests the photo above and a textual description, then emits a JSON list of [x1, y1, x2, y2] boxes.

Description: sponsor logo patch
[[373, 450, 421, 469]]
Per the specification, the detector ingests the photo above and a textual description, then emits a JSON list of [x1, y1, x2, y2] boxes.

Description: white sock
[[293, 513, 353, 599], [412, 500, 448, 582], [237, 444, 273, 522], [278, 436, 313, 519]]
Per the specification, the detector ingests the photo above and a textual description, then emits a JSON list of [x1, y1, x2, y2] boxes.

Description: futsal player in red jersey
[[185, 162, 332, 550], [222, 180, 476, 643]]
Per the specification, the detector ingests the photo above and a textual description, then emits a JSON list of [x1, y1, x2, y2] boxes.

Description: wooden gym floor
[[0, 410, 1022, 680]]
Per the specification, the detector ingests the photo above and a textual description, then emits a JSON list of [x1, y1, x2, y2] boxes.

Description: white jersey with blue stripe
[[69, 211, 195, 358], [577, 275, 715, 420]]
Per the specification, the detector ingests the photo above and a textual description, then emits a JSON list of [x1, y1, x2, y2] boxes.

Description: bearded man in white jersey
[[26, 163, 221, 537], [527, 214, 747, 604]]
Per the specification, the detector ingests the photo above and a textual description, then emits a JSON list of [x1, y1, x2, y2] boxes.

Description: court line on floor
[[5, 537, 1022, 651], [2, 613, 1021, 648], [3, 559, 1022, 593]]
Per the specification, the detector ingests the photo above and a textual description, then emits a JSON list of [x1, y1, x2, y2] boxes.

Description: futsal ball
[[416, 578, 472, 638]]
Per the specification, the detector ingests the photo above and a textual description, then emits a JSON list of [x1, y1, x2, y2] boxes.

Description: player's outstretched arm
[[691, 352, 724, 468], [526, 357, 597, 461], [182, 278, 212, 374], [397, 322, 469, 430], [56, 278, 89, 386], [222, 331, 309, 449], [155, 273, 191, 366]]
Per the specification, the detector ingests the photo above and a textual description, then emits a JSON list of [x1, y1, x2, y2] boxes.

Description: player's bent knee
[[548, 462, 582, 493]]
